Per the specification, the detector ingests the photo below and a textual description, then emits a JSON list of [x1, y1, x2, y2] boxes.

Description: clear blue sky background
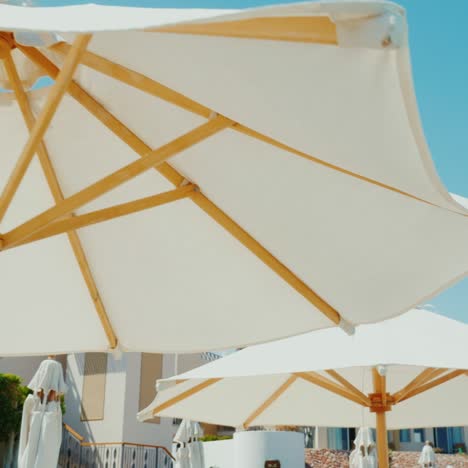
[[33, 0, 468, 321]]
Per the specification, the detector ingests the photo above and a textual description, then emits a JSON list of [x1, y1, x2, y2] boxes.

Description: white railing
[[59, 425, 174, 468]]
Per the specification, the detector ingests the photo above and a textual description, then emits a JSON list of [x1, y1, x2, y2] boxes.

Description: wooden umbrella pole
[[375, 410, 389, 468], [372, 368, 389, 468]]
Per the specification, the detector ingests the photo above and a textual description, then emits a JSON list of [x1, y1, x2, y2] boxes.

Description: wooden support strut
[[19, 184, 197, 245], [325, 369, 370, 406], [397, 369, 466, 403], [152, 378, 222, 416], [1, 48, 118, 350], [12, 45, 343, 327], [49, 43, 468, 216], [0, 35, 91, 223], [392, 368, 447, 403], [296, 371, 370, 407], [1, 117, 230, 248], [243, 375, 297, 428]]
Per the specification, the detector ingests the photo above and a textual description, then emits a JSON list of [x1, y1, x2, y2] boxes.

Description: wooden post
[[375, 411, 389, 468], [373, 368, 389, 468]]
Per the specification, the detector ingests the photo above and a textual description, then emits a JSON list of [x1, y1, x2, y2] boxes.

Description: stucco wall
[[63, 353, 127, 443], [122, 353, 176, 448]]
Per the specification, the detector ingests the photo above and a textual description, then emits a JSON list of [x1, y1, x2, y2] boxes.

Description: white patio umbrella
[[18, 357, 66, 468], [418, 441, 436, 467], [0, 1, 466, 355], [349, 427, 377, 468], [138, 310, 468, 468], [173, 420, 205, 468]]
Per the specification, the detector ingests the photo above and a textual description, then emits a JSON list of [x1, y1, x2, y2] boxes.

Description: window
[[413, 428, 425, 443], [452, 427, 464, 445], [139, 353, 163, 424], [400, 429, 410, 443], [328, 428, 352, 450], [81, 353, 107, 421]]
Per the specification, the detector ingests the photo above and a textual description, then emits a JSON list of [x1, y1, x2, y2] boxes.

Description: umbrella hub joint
[[0, 32, 15, 59], [368, 392, 394, 413]]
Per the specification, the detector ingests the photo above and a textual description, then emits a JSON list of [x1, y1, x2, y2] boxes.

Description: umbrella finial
[[338, 317, 355, 336]]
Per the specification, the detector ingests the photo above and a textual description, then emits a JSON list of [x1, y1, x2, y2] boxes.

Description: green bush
[[199, 435, 233, 442], [0, 374, 29, 442], [0, 372, 66, 443]]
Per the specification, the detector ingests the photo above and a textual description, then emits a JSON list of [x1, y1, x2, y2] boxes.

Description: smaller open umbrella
[[349, 427, 377, 468], [138, 309, 468, 468], [18, 357, 66, 468]]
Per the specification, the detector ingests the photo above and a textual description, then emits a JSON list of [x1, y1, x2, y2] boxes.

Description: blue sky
[[33, 0, 468, 321]]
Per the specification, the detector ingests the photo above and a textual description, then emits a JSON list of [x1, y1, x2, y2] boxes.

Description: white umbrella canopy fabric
[[0, 1, 467, 355], [138, 310, 468, 467]]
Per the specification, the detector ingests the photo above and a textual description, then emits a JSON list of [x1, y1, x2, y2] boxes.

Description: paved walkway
[[305, 449, 468, 467]]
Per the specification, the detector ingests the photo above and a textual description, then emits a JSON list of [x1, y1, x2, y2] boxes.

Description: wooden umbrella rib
[[392, 368, 446, 403], [398, 369, 466, 403], [190, 192, 341, 324], [152, 378, 222, 415], [2, 50, 118, 350], [18, 46, 343, 327], [0, 35, 91, 223], [18, 185, 197, 246], [325, 369, 370, 404], [50, 42, 211, 119], [48, 44, 468, 216], [146, 16, 338, 45], [17, 44, 185, 187], [296, 371, 369, 407], [1, 117, 230, 248], [243, 375, 297, 428]]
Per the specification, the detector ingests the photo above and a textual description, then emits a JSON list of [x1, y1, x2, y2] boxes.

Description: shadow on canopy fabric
[[0, 1, 466, 355]]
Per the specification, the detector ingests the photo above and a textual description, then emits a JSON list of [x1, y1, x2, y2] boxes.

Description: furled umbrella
[[139, 310, 468, 468], [0, 1, 466, 356], [349, 427, 377, 468], [18, 357, 66, 468], [418, 441, 436, 467], [173, 419, 205, 468]]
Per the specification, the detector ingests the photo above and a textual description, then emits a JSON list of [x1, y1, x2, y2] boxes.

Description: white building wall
[[63, 353, 127, 443], [122, 353, 176, 448], [121, 352, 209, 449], [204, 440, 234, 468]]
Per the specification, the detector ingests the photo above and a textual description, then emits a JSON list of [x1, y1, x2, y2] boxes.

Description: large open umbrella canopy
[[0, 1, 467, 355], [139, 310, 468, 468]]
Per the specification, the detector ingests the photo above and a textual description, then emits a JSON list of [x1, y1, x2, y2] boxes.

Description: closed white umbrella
[[139, 310, 468, 468], [418, 441, 436, 467], [0, 1, 466, 355], [18, 358, 66, 468], [349, 427, 377, 468], [173, 420, 204, 468]]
